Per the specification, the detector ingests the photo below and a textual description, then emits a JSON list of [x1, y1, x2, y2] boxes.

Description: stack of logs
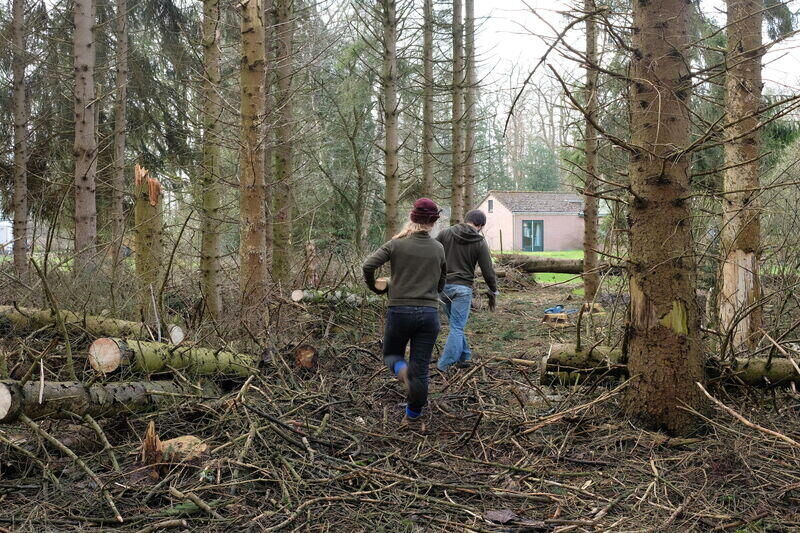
[[0, 305, 255, 424]]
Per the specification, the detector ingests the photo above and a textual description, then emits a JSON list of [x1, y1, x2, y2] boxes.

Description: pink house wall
[[512, 214, 584, 251], [476, 195, 514, 252]]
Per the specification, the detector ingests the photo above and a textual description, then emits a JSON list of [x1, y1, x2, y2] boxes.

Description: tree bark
[[381, 0, 400, 239], [264, 0, 275, 261], [111, 0, 127, 265], [493, 253, 620, 275], [449, 0, 464, 225], [290, 289, 380, 306], [134, 165, 163, 327], [582, 0, 600, 302], [421, 0, 434, 198], [200, 0, 223, 319], [88, 337, 257, 376], [0, 380, 218, 423], [541, 343, 800, 388], [272, 0, 294, 284], [73, 0, 98, 268], [240, 0, 268, 320], [0, 305, 154, 338], [624, 0, 704, 435], [463, 0, 476, 211], [11, 0, 28, 279], [719, 0, 763, 351]]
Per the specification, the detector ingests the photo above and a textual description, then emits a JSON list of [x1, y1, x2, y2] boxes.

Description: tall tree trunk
[[582, 0, 599, 302], [240, 0, 268, 318], [134, 166, 163, 328], [263, 0, 275, 262], [381, 0, 400, 239], [421, 0, 434, 198], [111, 0, 127, 265], [719, 0, 763, 351], [449, 0, 464, 225], [11, 0, 28, 278], [73, 0, 98, 269], [200, 0, 223, 319], [272, 0, 294, 285], [623, 0, 703, 435], [463, 0, 476, 211]]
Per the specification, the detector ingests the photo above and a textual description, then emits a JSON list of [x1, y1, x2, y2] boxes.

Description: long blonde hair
[[392, 221, 434, 240]]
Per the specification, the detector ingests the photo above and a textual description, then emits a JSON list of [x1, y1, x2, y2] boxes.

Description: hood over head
[[452, 223, 484, 244]]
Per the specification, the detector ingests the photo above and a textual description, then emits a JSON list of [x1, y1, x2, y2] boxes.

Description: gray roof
[[488, 191, 583, 213]]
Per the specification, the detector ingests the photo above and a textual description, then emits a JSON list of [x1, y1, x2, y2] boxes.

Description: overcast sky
[[475, 0, 800, 94]]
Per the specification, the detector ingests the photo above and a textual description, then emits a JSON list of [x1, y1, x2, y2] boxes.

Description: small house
[[476, 191, 585, 252]]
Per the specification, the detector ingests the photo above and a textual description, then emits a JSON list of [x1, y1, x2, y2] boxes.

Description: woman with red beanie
[[363, 198, 447, 426]]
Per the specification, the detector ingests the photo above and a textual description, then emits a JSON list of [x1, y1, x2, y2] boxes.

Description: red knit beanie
[[410, 198, 441, 224]]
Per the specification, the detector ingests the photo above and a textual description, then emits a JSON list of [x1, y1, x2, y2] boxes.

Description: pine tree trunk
[[719, 0, 763, 352], [582, 0, 600, 302], [463, 0, 476, 211], [449, 0, 464, 225], [263, 0, 275, 262], [0, 305, 151, 339], [88, 337, 257, 376], [240, 0, 268, 319], [134, 166, 163, 327], [273, 0, 294, 284], [200, 0, 223, 319], [421, 0, 434, 198], [111, 0, 127, 265], [0, 380, 218, 423], [381, 0, 400, 239], [73, 0, 98, 269], [11, 0, 28, 279], [623, 0, 704, 435]]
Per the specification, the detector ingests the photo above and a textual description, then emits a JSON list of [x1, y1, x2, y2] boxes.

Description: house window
[[488, 200, 493, 213], [522, 220, 544, 252]]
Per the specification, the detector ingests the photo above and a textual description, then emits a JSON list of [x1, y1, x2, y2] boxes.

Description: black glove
[[486, 291, 497, 312]]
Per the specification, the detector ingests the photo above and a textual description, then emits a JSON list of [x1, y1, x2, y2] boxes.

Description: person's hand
[[486, 291, 497, 312]]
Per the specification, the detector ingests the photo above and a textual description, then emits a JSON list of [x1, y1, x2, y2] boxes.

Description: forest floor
[[1, 276, 799, 532]]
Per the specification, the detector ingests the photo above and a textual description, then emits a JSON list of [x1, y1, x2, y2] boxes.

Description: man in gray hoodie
[[435, 209, 498, 371]]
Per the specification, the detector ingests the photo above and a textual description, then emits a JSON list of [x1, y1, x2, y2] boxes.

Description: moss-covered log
[[0, 379, 218, 423], [290, 289, 381, 306], [542, 343, 800, 387], [493, 254, 622, 275], [0, 305, 150, 338], [88, 337, 257, 376]]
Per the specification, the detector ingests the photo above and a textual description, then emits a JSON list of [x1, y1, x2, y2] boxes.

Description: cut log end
[[0, 383, 11, 422], [290, 289, 305, 302], [294, 345, 319, 370], [89, 338, 123, 373], [168, 324, 185, 345]]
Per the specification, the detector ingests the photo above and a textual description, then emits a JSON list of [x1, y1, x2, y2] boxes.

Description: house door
[[522, 220, 544, 252]]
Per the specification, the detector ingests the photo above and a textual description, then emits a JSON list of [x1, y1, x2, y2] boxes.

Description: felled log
[[0, 379, 218, 423], [290, 289, 381, 306], [0, 305, 149, 338], [88, 337, 256, 376], [541, 343, 800, 386], [493, 254, 622, 275]]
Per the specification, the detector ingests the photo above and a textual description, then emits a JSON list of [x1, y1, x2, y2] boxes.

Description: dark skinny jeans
[[383, 306, 440, 414]]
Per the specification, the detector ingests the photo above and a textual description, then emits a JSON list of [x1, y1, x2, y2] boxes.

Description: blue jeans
[[438, 284, 472, 370], [383, 306, 440, 413]]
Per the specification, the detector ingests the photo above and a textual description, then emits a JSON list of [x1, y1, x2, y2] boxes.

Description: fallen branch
[[697, 382, 800, 449]]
